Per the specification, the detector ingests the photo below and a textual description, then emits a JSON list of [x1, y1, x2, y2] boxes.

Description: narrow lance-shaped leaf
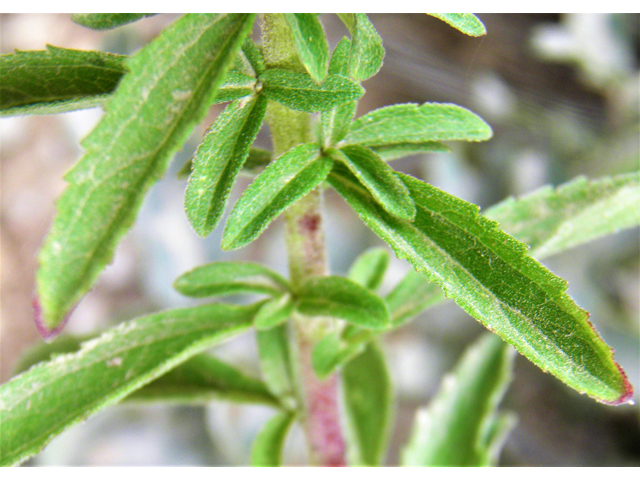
[[349, 13, 385, 81], [71, 13, 157, 30], [342, 342, 393, 466], [347, 247, 390, 291], [328, 145, 415, 220], [254, 294, 296, 331], [284, 13, 329, 82], [486, 172, 640, 258], [312, 332, 367, 379], [426, 13, 487, 37], [176, 146, 271, 180], [329, 165, 633, 405], [341, 102, 492, 148], [241, 37, 265, 75], [0, 46, 127, 116], [185, 94, 267, 237], [35, 14, 256, 335], [402, 333, 516, 466], [222, 143, 332, 250], [0, 301, 262, 467], [250, 411, 296, 466], [260, 69, 364, 113], [321, 38, 357, 146], [210, 71, 256, 104], [173, 261, 290, 298], [296, 275, 390, 330], [257, 326, 297, 408], [372, 142, 450, 162], [385, 270, 444, 326]]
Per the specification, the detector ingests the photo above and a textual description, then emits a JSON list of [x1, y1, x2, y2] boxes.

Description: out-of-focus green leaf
[[329, 146, 415, 220], [173, 261, 289, 298], [284, 13, 329, 82], [402, 333, 515, 466], [312, 332, 366, 379], [321, 37, 357, 146], [71, 13, 157, 30], [210, 71, 256, 104], [0, 46, 127, 116], [341, 103, 492, 149], [486, 172, 640, 258], [329, 165, 634, 405], [296, 275, 390, 330], [349, 13, 384, 81], [347, 247, 390, 291], [426, 13, 487, 37], [250, 411, 296, 466], [257, 326, 296, 408], [222, 143, 332, 250], [342, 342, 393, 466], [35, 14, 255, 335], [0, 302, 262, 466], [185, 95, 267, 237], [254, 294, 296, 330], [385, 270, 444, 326], [260, 69, 364, 113]]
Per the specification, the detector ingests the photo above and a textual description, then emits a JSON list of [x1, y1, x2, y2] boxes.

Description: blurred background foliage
[[1, 13, 638, 466]]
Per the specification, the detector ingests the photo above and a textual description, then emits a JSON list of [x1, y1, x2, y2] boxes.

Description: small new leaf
[[0, 46, 127, 116], [284, 13, 329, 82], [341, 102, 492, 148], [173, 261, 290, 298], [254, 294, 296, 330], [296, 275, 390, 330], [349, 13, 385, 81], [71, 13, 157, 30], [426, 14, 487, 37], [402, 334, 515, 466], [260, 69, 364, 113], [251, 411, 296, 466], [222, 143, 332, 250], [35, 14, 256, 335], [347, 247, 390, 291], [185, 95, 267, 237], [0, 301, 261, 466]]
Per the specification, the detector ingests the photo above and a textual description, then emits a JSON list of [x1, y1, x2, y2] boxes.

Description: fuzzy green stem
[[261, 13, 346, 466]]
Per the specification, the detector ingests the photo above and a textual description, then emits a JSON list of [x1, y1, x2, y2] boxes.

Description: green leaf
[[35, 14, 256, 335], [312, 332, 366, 379], [336, 13, 356, 33], [210, 71, 256, 104], [426, 14, 487, 37], [222, 143, 332, 250], [250, 411, 296, 466], [176, 146, 271, 180], [254, 294, 296, 330], [0, 46, 127, 116], [241, 37, 265, 75], [321, 38, 357, 146], [328, 145, 415, 220], [328, 165, 633, 405], [173, 261, 290, 298], [385, 270, 444, 327], [402, 333, 515, 466], [296, 275, 390, 330], [342, 342, 393, 466], [260, 69, 364, 113], [256, 326, 296, 407], [341, 102, 492, 149], [372, 142, 450, 162], [71, 13, 157, 30], [347, 247, 390, 291], [126, 353, 278, 406], [486, 172, 640, 258], [185, 95, 267, 237], [0, 301, 261, 466], [349, 13, 384, 81], [284, 13, 329, 82]]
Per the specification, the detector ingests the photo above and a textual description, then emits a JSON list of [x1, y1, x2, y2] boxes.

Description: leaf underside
[[426, 13, 487, 37]]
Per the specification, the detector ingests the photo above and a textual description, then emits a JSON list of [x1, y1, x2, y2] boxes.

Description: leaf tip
[[603, 363, 635, 406], [33, 294, 72, 340]]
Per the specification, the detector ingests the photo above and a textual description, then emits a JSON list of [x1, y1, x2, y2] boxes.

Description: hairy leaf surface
[[296, 275, 390, 330], [341, 102, 492, 148], [260, 69, 364, 113], [0, 46, 126, 116], [35, 14, 256, 334], [173, 261, 289, 298], [426, 13, 487, 37], [0, 302, 261, 466], [241, 38, 265, 75], [250, 411, 296, 466], [329, 166, 633, 404], [185, 95, 267, 237], [71, 13, 157, 30], [210, 71, 256, 104], [284, 13, 329, 82], [343, 342, 393, 466], [486, 172, 640, 258], [349, 13, 384, 81], [402, 334, 515, 466], [222, 143, 332, 250]]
